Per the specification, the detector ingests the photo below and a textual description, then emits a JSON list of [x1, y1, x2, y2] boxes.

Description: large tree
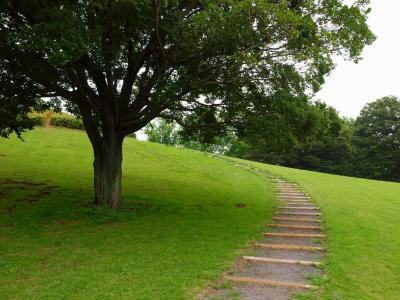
[[352, 96, 400, 181], [0, 0, 374, 208]]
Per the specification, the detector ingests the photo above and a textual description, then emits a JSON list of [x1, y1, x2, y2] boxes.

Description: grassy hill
[[0, 127, 276, 299], [1, 127, 400, 299]]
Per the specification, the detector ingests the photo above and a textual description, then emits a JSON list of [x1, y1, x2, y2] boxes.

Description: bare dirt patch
[[1, 178, 47, 187], [0, 178, 59, 211]]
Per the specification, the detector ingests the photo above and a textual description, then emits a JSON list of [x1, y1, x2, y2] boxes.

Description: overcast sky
[[315, 0, 400, 118]]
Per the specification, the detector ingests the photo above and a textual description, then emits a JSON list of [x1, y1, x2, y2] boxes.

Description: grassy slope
[[236, 159, 400, 300], [2, 127, 400, 300], [0, 127, 276, 299]]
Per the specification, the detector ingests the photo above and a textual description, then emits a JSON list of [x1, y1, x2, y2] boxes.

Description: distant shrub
[[29, 111, 137, 137], [29, 111, 84, 130], [51, 114, 84, 130], [29, 112, 45, 126]]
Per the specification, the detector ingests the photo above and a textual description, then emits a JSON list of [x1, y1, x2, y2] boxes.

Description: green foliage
[[51, 114, 84, 130], [223, 96, 400, 182], [180, 92, 333, 157], [0, 0, 375, 140], [233, 93, 319, 154], [0, 98, 49, 138], [28, 112, 45, 126], [29, 111, 85, 130], [225, 139, 252, 159], [144, 118, 238, 154], [0, 127, 275, 299], [0, 103, 34, 138], [223, 100, 354, 175], [282, 103, 354, 175], [144, 119, 179, 146], [352, 96, 400, 181]]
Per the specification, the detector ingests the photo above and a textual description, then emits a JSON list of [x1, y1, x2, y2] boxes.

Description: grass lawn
[[0, 127, 276, 299], [236, 159, 400, 300], [2, 127, 400, 300]]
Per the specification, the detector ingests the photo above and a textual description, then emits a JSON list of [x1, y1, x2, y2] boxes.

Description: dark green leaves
[[0, 0, 374, 139], [352, 96, 400, 181]]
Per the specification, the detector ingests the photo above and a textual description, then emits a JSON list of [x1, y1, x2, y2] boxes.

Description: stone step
[[281, 207, 319, 210], [278, 192, 306, 195], [278, 193, 310, 199], [243, 256, 321, 266], [268, 224, 322, 230], [255, 243, 324, 251], [280, 200, 311, 203], [283, 202, 313, 206], [224, 276, 318, 289], [279, 196, 310, 199], [276, 185, 299, 188], [265, 232, 326, 239], [278, 212, 321, 216], [278, 187, 301, 189], [277, 186, 300, 188], [273, 217, 322, 223], [280, 199, 311, 202], [277, 186, 299, 189]]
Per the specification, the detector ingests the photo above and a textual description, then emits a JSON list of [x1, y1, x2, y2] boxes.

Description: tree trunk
[[93, 134, 124, 208]]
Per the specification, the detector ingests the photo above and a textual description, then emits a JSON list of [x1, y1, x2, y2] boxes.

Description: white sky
[[315, 0, 400, 118]]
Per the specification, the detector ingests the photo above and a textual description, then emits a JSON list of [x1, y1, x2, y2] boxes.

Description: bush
[[50, 114, 84, 130], [28, 111, 138, 138], [28, 111, 45, 126], [28, 111, 84, 130]]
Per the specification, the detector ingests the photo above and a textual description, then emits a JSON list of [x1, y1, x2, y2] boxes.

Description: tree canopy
[[0, 0, 375, 207], [352, 96, 400, 181], [222, 100, 355, 175], [217, 97, 400, 182]]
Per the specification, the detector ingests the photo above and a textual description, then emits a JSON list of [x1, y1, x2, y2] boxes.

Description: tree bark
[[93, 133, 124, 208]]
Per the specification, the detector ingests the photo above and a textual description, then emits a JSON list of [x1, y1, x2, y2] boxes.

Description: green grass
[[234, 158, 400, 300], [0, 127, 276, 299], [2, 127, 400, 299]]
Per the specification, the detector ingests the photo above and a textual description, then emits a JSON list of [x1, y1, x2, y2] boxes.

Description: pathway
[[203, 176, 326, 299]]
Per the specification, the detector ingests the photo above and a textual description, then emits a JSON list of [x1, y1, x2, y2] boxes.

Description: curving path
[[203, 175, 326, 300]]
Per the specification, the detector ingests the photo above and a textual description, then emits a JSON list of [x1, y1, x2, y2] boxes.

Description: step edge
[[224, 275, 318, 289]]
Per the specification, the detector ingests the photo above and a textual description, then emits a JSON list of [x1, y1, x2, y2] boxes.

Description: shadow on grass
[[0, 176, 215, 228]]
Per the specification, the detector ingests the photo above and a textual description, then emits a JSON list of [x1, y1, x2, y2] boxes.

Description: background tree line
[[145, 96, 400, 182]]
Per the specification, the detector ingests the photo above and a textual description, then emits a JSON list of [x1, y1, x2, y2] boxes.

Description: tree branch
[[78, 54, 110, 99], [119, 39, 154, 113], [76, 95, 102, 149], [154, 0, 166, 66]]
